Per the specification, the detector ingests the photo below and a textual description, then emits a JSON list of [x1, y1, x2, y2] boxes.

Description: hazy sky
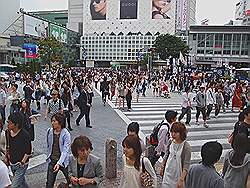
[[20, 0, 239, 25]]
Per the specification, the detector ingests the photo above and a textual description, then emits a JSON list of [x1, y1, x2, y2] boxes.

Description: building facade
[[73, 0, 196, 66], [188, 26, 250, 68]]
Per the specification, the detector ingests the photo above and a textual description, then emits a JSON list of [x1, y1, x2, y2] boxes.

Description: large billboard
[[49, 23, 68, 43], [120, 0, 138, 19], [22, 43, 38, 59], [90, 0, 107, 20], [24, 15, 48, 38], [152, 0, 172, 19]]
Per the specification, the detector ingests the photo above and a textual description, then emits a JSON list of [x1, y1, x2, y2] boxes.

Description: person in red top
[[232, 82, 243, 112]]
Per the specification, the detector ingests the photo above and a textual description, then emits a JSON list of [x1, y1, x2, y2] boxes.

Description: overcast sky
[[20, 0, 239, 25]]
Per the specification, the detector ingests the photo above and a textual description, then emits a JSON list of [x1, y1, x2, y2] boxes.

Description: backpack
[[148, 120, 170, 147]]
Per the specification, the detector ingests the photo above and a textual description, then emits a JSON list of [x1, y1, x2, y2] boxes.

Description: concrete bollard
[[105, 138, 117, 179]]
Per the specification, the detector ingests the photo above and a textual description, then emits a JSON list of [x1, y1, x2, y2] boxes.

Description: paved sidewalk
[[25, 90, 128, 187]]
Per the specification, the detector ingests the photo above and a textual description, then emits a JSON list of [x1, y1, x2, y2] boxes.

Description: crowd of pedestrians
[[0, 67, 249, 188]]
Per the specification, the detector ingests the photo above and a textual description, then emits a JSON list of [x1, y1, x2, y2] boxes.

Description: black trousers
[[206, 104, 213, 118], [76, 107, 90, 126], [178, 107, 191, 124], [46, 161, 69, 188], [196, 107, 206, 121]]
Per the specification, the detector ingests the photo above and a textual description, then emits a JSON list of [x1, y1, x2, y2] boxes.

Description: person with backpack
[[149, 110, 178, 167], [46, 113, 71, 188]]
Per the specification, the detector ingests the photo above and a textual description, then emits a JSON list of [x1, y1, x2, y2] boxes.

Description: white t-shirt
[[0, 160, 11, 188]]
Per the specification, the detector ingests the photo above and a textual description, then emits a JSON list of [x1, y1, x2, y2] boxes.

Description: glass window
[[198, 34, 205, 47], [206, 34, 214, 48]]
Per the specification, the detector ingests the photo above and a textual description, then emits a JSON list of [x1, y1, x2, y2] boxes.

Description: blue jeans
[[11, 163, 29, 188]]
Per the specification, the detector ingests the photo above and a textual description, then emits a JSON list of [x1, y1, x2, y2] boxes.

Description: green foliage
[[16, 60, 41, 76], [38, 37, 63, 67], [154, 34, 189, 60]]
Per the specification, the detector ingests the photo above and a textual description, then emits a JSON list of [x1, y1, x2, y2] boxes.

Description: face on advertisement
[[152, 0, 171, 19], [90, 0, 106, 20]]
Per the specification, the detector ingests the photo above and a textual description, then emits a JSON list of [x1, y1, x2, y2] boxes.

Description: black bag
[[148, 120, 170, 147]]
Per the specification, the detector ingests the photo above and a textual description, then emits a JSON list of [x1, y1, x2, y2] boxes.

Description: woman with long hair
[[223, 133, 250, 188], [119, 135, 157, 188], [232, 82, 243, 112]]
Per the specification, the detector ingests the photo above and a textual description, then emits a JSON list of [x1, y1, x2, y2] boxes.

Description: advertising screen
[[90, 0, 107, 20], [120, 0, 138, 19], [24, 15, 48, 38], [23, 43, 38, 59]]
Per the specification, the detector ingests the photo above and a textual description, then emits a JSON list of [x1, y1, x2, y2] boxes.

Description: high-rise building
[[68, 0, 196, 66], [0, 0, 20, 33]]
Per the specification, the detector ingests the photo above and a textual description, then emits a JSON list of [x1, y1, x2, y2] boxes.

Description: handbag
[[4, 130, 10, 166], [140, 157, 154, 187]]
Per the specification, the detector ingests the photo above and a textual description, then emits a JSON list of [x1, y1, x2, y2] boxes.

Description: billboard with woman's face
[[152, 0, 172, 19], [120, 0, 138, 19], [90, 0, 107, 20]]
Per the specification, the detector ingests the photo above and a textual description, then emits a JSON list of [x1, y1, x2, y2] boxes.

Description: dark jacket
[[77, 90, 89, 112]]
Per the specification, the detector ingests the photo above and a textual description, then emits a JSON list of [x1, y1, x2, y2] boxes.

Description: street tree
[[38, 37, 63, 68], [154, 34, 189, 60]]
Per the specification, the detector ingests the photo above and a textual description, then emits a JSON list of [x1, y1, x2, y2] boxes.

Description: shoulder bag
[[140, 157, 154, 187]]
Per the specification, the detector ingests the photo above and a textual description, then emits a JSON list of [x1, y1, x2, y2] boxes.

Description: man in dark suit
[[76, 83, 92, 128]]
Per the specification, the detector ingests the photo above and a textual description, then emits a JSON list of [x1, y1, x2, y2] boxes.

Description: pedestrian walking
[[161, 122, 191, 188], [68, 135, 104, 187], [125, 83, 133, 111], [116, 82, 125, 109], [232, 82, 243, 112], [195, 85, 208, 128], [206, 83, 215, 119], [45, 90, 63, 120], [6, 112, 31, 188], [76, 83, 92, 128], [0, 159, 12, 188], [9, 84, 21, 114], [46, 113, 71, 188], [0, 82, 6, 125], [178, 87, 192, 126], [214, 87, 224, 118]]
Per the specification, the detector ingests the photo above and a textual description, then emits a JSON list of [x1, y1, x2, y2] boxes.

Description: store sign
[[22, 43, 38, 59], [49, 23, 67, 43], [176, 0, 187, 31]]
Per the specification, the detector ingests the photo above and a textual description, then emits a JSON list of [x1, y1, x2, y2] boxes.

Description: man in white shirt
[[178, 87, 192, 126], [0, 160, 11, 188], [206, 83, 215, 119]]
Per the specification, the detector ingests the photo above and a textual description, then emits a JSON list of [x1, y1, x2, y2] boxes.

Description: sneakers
[[185, 123, 191, 127]]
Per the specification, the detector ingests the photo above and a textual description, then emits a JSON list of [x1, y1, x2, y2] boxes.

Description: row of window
[[197, 49, 248, 56]]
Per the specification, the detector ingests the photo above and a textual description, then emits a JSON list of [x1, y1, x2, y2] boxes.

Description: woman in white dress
[[161, 122, 191, 188], [119, 135, 157, 188]]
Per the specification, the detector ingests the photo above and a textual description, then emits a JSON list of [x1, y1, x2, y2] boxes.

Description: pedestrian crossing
[[111, 94, 239, 163]]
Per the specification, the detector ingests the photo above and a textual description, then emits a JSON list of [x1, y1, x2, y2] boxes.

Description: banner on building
[[120, 0, 138, 19], [24, 15, 48, 38], [176, 0, 187, 31], [23, 43, 38, 59], [49, 23, 68, 43]]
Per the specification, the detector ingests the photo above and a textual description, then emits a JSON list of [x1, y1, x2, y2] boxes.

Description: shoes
[[185, 123, 191, 127], [196, 121, 199, 125], [86, 125, 92, 128], [68, 127, 73, 131], [76, 121, 80, 126], [214, 115, 218, 119], [203, 122, 209, 128]]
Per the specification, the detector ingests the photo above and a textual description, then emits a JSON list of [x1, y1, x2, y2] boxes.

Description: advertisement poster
[[175, 0, 187, 30], [49, 23, 68, 43], [152, 0, 172, 19], [24, 15, 48, 38], [120, 0, 138, 19], [90, 0, 107, 20], [23, 43, 38, 59]]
